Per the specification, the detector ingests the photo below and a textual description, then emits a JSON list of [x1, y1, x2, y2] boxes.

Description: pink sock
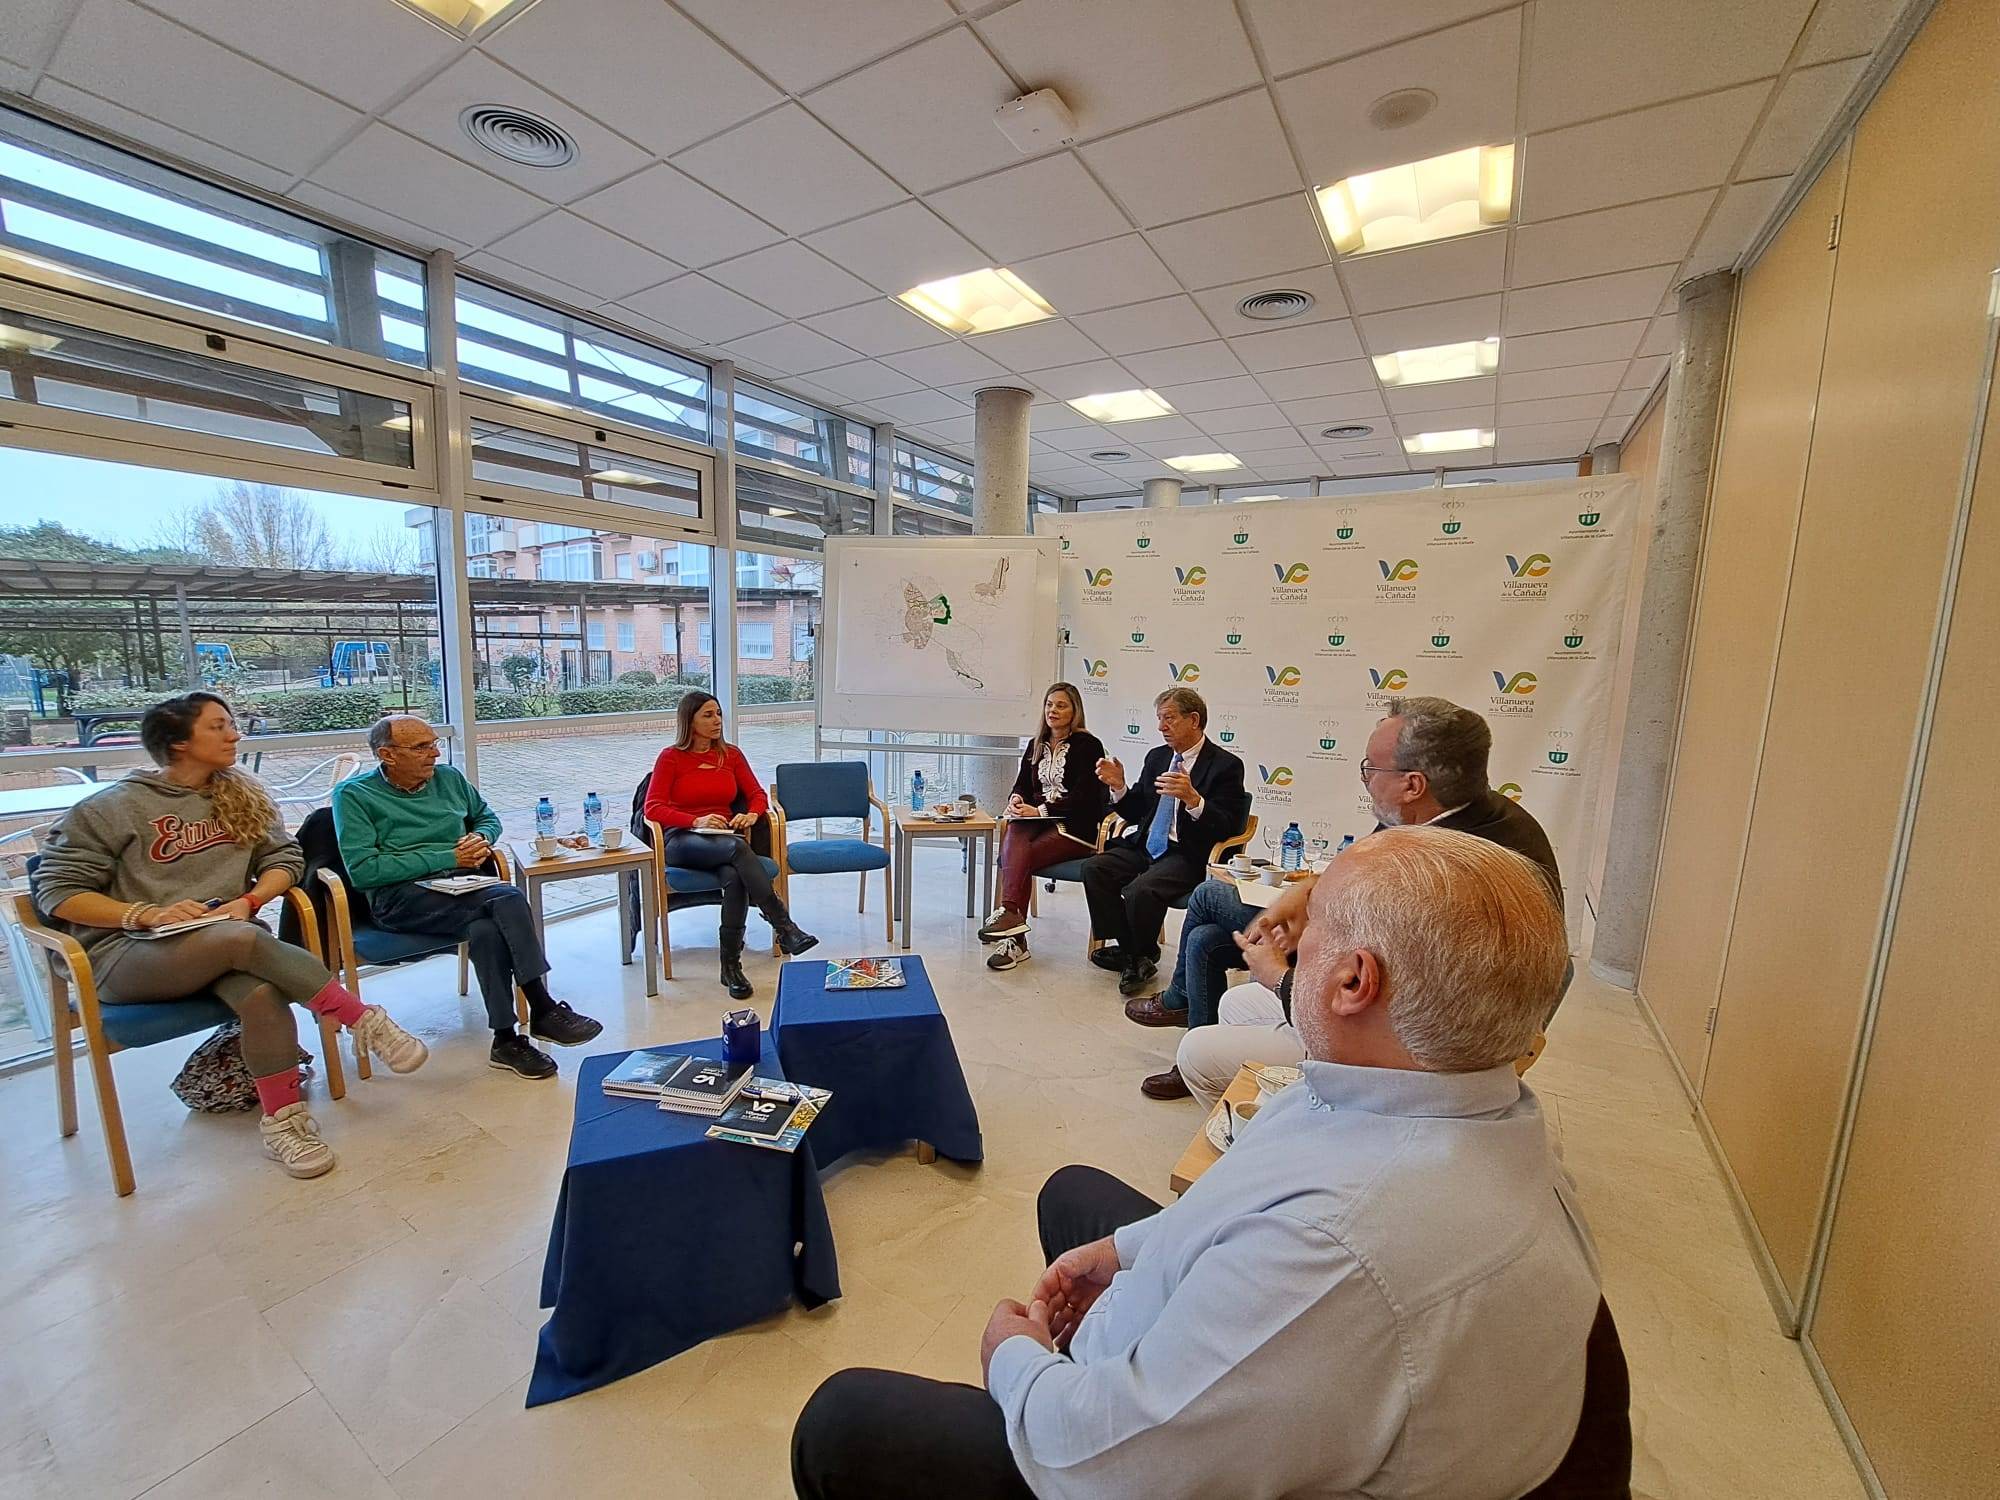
[[254, 1068, 303, 1117], [303, 977, 366, 1028]]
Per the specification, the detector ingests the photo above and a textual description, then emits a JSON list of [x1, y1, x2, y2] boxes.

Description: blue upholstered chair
[[770, 762, 893, 942], [12, 884, 343, 1196]]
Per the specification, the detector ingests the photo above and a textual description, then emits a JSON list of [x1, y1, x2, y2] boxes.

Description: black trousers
[[1079, 843, 1206, 962], [367, 880, 548, 1030], [658, 828, 789, 945], [791, 1166, 1161, 1500]]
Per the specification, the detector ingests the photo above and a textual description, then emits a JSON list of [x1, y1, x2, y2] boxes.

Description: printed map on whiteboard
[[831, 545, 1038, 703]]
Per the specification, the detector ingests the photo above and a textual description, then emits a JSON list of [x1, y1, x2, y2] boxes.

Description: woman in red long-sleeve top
[[644, 691, 817, 999]]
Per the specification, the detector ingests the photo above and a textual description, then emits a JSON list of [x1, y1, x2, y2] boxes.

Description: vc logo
[[1170, 662, 1201, 682], [1369, 668, 1409, 691], [1085, 568, 1113, 586], [1083, 659, 1108, 678], [1506, 553, 1552, 578], [1258, 765, 1295, 787], [1498, 782, 1524, 802], [1273, 562, 1311, 584], [1175, 565, 1208, 586], [1378, 558, 1419, 581], [1265, 665, 1302, 687], [1493, 671, 1539, 696]]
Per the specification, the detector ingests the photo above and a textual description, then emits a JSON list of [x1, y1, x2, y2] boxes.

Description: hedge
[[243, 687, 382, 732], [614, 668, 658, 686], [738, 676, 810, 705]]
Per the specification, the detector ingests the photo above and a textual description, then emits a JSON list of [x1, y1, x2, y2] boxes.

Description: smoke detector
[[1087, 449, 1134, 462], [994, 89, 1078, 154], [1321, 424, 1375, 440], [1368, 88, 1438, 132], [460, 105, 576, 168], [1236, 288, 1316, 321]]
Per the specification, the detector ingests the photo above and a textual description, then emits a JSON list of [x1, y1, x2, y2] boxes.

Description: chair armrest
[[645, 818, 669, 863], [763, 805, 788, 871], [488, 846, 512, 882], [282, 887, 323, 964], [1094, 812, 1123, 853], [1208, 816, 1257, 865], [867, 790, 891, 847], [9, 890, 102, 1026], [314, 868, 360, 980]]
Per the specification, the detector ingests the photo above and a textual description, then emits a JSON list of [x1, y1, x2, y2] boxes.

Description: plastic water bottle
[[1337, 834, 1355, 856], [535, 796, 556, 838], [582, 791, 603, 842], [911, 769, 925, 813], [1281, 821, 1305, 871]]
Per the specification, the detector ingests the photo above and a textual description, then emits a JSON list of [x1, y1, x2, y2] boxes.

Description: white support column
[[711, 358, 740, 721], [970, 386, 1033, 813], [1143, 476, 1183, 508], [425, 249, 479, 780]]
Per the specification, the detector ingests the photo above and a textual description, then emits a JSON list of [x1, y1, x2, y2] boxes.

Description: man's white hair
[[1309, 826, 1568, 1071]]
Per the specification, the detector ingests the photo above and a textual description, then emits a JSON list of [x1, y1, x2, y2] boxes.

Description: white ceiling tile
[[1392, 403, 1492, 433], [1230, 320, 1365, 373], [0, 0, 80, 70], [1081, 90, 1300, 227], [483, 212, 680, 302], [311, 125, 545, 247], [674, 0, 957, 93], [674, 105, 903, 236], [1622, 354, 1670, 391], [967, 319, 1107, 372], [29, 77, 295, 194], [805, 27, 1022, 193], [1044, 423, 1128, 453], [1070, 297, 1218, 355], [874, 388, 973, 424], [1498, 363, 1630, 402], [148, 0, 461, 112], [926, 155, 1135, 264], [47, 0, 362, 177], [1638, 315, 1679, 358], [1194, 402, 1289, 436], [1339, 232, 1508, 315], [1192, 265, 1349, 334], [1739, 58, 1867, 180], [1108, 415, 1209, 445], [881, 340, 1010, 386], [1497, 419, 1598, 461], [923, 414, 981, 445], [485, 0, 779, 157], [1145, 196, 1327, 290], [1503, 320, 1649, 371], [1241, 0, 1503, 75], [1278, 391, 1389, 425], [570, 165, 782, 269], [1686, 177, 1789, 275], [386, 51, 650, 201], [936, 377, 1036, 406], [1031, 358, 1147, 401], [723, 321, 861, 377], [288, 181, 474, 256], [1523, 84, 1771, 221], [1121, 341, 1246, 386], [1277, 10, 1521, 184], [803, 299, 951, 357], [1256, 362, 1385, 402], [1511, 192, 1715, 287], [1524, 0, 1816, 132], [1359, 295, 1502, 351], [804, 201, 986, 294], [1011, 236, 1181, 314], [1385, 375, 1497, 414], [0, 57, 31, 92], [1502, 265, 1679, 336], [1800, 0, 1904, 64], [1152, 375, 1278, 412], [617, 274, 783, 344], [974, 0, 1261, 141], [706, 241, 877, 319], [1497, 394, 1613, 426], [1029, 400, 1098, 431]]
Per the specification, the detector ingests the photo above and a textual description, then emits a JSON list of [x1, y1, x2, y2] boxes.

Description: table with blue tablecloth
[[527, 1033, 841, 1406], [771, 955, 983, 1168]]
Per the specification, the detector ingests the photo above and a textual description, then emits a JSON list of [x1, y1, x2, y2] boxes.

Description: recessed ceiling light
[[1234, 494, 1283, 504], [1235, 288, 1316, 321], [1321, 424, 1375, 440], [1068, 389, 1173, 423], [1164, 452, 1242, 474], [897, 268, 1055, 336], [389, 0, 542, 41], [1316, 143, 1515, 256], [1403, 429, 1494, 455], [1087, 448, 1134, 462], [1373, 338, 1500, 387], [461, 105, 576, 169]]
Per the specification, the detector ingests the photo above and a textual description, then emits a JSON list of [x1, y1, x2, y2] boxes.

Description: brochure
[[825, 957, 906, 990], [704, 1078, 831, 1153]]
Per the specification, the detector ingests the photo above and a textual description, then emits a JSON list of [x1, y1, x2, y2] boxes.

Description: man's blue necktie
[[1145, 751, 1185, 859]]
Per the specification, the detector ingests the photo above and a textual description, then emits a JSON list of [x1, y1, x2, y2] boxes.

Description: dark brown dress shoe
[[1124, 994, 1189, 1028], [1140, 1066, 1193, 1100]]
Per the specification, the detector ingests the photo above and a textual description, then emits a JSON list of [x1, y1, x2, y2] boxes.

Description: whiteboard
[[820, 535, 1062, 735]]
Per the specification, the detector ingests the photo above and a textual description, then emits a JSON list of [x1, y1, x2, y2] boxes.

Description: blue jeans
[[367, 879, 550, 1030], [1159, 879, 1257, 1027]]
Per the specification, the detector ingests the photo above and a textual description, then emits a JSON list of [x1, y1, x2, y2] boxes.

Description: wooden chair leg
[[882, 865, 892, 942], [457, 944, 469, 996], [50, 972, 77, 1138], [857, 869, 866, 914], [659, 897, 674, 981], [318, 1013, 346, 1101], [915, 1141, 936, 1165], [83, 1036, 134, 1197]]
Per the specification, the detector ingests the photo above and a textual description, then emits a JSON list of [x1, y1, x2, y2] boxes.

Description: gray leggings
[[95, 921, 336, 1077]]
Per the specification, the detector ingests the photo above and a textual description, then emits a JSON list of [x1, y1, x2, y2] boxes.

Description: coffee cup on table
[[1259, 867, 1284, 887], [1229, 855, 1255, 877], [534, 834, 559, 859], [600, 826, 625, 850]]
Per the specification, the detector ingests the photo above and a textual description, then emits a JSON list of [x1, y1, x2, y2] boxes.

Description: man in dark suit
[[1081, 686, 1250, 997]]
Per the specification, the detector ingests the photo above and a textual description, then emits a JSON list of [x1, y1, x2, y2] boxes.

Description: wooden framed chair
[[626, 772, 784, 978], [291, 807, 522, 1081], [13, 885, 341, 1197], [770, 762, 893, 943], [1035, 812, 1259, 961]]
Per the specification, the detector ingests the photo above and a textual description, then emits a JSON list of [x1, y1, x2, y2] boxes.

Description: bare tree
[[341, 520, 421, 574], [193, 482, 337, 569]]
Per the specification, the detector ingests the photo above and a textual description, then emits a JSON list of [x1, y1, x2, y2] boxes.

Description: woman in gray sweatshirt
[[33, 691, 429, 1179]]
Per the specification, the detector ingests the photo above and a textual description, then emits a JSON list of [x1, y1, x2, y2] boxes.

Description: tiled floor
[[0, 847, 1863, 1500]]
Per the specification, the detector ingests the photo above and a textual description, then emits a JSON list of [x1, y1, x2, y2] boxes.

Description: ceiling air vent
[[460, 105, 576, 169], [1087, 449, 1134, 462], [1321, 424, 1375, 440], [1235, 288, 1316, 321], [1368, 88, 1438, 132]]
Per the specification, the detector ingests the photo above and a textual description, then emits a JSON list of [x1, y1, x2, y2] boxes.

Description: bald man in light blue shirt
[[793, 827, 1616, 1500]]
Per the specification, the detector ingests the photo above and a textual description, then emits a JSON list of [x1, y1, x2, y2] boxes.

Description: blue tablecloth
[[771, 956, 983, 1167], [527, 1034, 841, 1406]]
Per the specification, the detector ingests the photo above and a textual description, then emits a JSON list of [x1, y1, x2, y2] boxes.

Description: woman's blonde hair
[[139, 691, 279, 847]]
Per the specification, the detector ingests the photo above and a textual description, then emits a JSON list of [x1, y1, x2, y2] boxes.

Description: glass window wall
[[735, 549, 819, 710], [734, 381, 872, 488]]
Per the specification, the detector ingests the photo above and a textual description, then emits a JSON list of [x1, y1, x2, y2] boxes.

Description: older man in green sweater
[[331, 714, 601, 1079]]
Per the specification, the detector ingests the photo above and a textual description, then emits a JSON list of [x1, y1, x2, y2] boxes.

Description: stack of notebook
[[600, 1048, 753, 1115]]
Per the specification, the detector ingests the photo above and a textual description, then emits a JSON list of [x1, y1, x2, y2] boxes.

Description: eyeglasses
[[392, 739, 441, 754], [1358, 759, 1404, 782]]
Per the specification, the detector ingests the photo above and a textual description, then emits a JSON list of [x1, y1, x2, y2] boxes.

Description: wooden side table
[[509, 842, 660, 997], [1170, 1062, 1272, 1195], [891, 809, 997, 951]]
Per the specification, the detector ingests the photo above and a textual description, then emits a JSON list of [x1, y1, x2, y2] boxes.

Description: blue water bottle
[[535, 796, 556, 839], [911, 768, 925, 813], [582, 790, 603, 842], [1337, 833, 1355, 856], [1281, 821, 1304, 871]]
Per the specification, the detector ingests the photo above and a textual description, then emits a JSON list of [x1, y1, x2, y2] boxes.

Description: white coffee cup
[[534, 834, 559, 859], [1259, 867, 1284, 887], [1229, 856, 1254, 876], [600, 826, 625, 849]]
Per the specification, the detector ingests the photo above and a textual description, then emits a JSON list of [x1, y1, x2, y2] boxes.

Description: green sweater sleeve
[[332, 776, 459, 890], [461, 775, 503, 844]]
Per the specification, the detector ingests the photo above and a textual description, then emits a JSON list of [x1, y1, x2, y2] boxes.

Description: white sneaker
[[260, 1102, 336, 1179], [352, 1004, 428, 1074], [986, 937, 1031, 971]]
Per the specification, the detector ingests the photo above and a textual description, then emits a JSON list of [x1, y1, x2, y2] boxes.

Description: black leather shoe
[[528, 1001, 602, 1047], [1118, 958, 1159, 997], [719, 949, 754, 1001], [489, 1032, 558, 1079], [1089, 945, 1127, 972], [775, 922, 820, 957]]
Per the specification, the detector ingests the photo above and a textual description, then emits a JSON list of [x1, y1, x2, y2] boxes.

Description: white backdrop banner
[[1048, 476, 1637, 915]]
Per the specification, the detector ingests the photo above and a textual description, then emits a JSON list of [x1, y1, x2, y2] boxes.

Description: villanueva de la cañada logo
[[1497, 781, 1525, 803], [1264, 663, 1303, 705], [1564, 488, 1611, 540], [1171, 563, 1210, 605], [1169, 661, 1201, 683], [1421, 614, 1459, 659], [1324, 506, 1361, 550], [1366, 666, 1411, 708], [1430, 496, 1472, 548], [1376, 557, 1419, 603], [1488, 668, 1538, 717], [1271, 561, 1311, 603], [1218, 613, 1251, 655], [1082, 567, 1114, 601], [1257, 762, 1297, 806], [1501, 550, 1553, 601], [1120, 614, 1152, 654], [1317, 614, 1355, 659]]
